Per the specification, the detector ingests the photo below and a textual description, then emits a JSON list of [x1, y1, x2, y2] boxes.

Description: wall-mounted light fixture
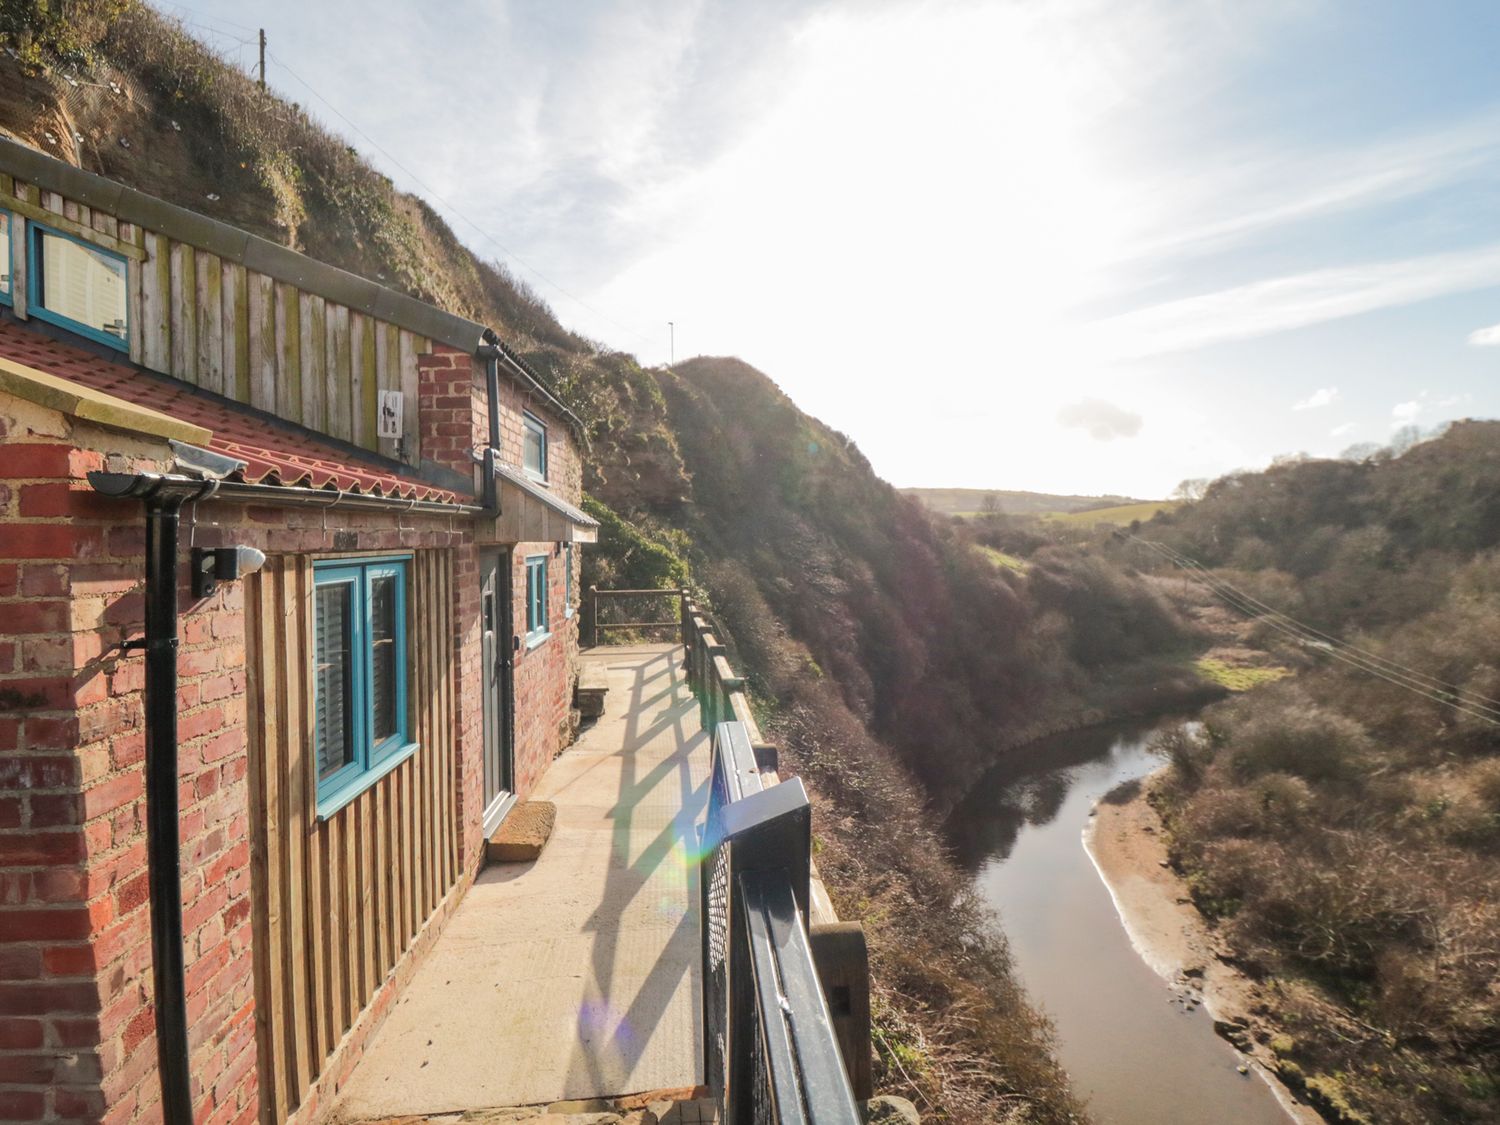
[[190, 545, 267, 599]]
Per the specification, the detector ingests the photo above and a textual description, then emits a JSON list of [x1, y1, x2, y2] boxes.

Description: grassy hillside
[[1043, 500, 1181, 527], [904, 486, 1145, 517]]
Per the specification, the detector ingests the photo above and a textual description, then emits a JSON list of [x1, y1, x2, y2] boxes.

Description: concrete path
[[337, 645, 708, 1117]]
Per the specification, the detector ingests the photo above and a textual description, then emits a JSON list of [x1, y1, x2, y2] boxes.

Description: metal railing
[[679, 588, 870, 1123], [702, 722, 862, 1124], [587, 586, 686, 648]]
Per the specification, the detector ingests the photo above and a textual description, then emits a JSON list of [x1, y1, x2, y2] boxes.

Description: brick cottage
[[0, 138, 597, 1125]]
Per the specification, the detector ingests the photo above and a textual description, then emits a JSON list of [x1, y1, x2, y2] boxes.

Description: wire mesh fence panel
[[589, 588, 684, 645]]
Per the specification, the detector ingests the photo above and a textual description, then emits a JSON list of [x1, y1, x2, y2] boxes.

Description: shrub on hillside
[[1224, 696, 1372, 782]]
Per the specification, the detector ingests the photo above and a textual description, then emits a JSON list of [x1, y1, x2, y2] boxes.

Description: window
[[523, 411, 548, 481], [525, 555, 549, 645], [313, 557, 414, 815], [564, 543, 574, 617], [27, 222, 129, 350], [0, 212, 12, 305]]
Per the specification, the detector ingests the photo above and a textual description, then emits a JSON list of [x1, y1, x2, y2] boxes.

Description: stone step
[[575, 664, 610, 719], [485, 801, 557, 864]]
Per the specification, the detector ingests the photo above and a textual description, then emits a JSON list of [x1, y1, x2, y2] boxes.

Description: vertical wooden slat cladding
[[195, 250, 224, 395], [2, 181, 463, 458], [247, 563, 284, 1119], [141, 233, 171, 373], [245, 550, 460, 1125], [169, 242, 196, 383], [248, 273, 277, 414]]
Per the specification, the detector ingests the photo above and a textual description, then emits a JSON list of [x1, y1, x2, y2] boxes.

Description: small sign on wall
[[378, 390, 404, 439]]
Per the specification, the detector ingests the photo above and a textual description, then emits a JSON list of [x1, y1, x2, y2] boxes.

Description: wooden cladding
[[245, 552, 461, 1124], [0, 174, 427, 462]]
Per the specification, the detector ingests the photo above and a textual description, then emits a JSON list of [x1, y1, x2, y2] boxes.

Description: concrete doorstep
[[485, 800, 557, 864]]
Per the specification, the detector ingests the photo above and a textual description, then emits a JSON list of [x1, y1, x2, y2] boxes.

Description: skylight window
[[0, 212, 12, 305], [28, 223, 129, 350]]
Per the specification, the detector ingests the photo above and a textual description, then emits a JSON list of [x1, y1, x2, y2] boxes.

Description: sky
[[161, 0, 1500, 498]]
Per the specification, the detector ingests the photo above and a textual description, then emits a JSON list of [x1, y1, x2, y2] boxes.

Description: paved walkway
[[337, 645, 708, 1117]]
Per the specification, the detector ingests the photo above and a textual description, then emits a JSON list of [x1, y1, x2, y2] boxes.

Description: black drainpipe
[[90, 472, 217, 1125]]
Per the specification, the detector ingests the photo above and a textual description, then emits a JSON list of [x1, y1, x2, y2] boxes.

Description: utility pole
[[668, 321, 674, 366], [258, 29, 266, 90]]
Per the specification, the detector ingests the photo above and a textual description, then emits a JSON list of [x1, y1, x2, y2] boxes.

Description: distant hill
[[1044, 500, 1181, 526], [903, 486, 1151, 517]]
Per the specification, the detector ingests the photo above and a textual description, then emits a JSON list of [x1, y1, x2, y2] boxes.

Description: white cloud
[[1293, 387, 1339, 410], [1090, 242, 1500, 361], [1126, 108, 1500, 266], [1468, 323, 1500, 346], [1057, 399, 1143, 441], [1392, 399, 1423, 422], [1329, 422, 1356, 437]]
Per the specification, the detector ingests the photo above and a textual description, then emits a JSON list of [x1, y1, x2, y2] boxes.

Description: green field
[[977, 545, 1028, 572], [1042, 500, 1180, 527], [1193, 657, 1292, 692]]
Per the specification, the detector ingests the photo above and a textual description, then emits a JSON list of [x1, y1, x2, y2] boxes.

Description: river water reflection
[[947, 721, 1291, 1125]]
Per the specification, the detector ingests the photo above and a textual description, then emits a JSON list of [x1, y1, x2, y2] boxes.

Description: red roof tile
[[0, 320, 465, 504]]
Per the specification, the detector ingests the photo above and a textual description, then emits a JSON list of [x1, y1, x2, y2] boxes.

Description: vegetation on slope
[[1132, 424, 1500, 1124]]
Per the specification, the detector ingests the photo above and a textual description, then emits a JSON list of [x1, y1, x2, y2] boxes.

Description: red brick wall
[[0, 408, 261, 1125], [415, 345, 482, 489], [509, 544, 579, 798], [494, 380, 583, 508], [420, 342, 586, 807], [0, 391, 496, 1125], [449, 543, 484, 870]]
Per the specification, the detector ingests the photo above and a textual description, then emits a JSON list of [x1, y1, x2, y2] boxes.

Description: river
[[946, 720, 1292, 1125]]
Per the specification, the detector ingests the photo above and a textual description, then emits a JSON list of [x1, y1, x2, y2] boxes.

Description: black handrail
[[701, 721, 862, 1124]]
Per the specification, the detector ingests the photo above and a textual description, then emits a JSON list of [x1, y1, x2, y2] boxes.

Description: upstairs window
[[27, 223, 129, 350], [313, 557, 413, 815], [0, 212, 12, 305], [525, 554, 549, 645], [523, 411, 548, 481]]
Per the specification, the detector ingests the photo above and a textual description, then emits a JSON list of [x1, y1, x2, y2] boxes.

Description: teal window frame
[[525, 554, 549, 647], [313, 556, 415, 817], [25, 220, 129, 351], [522, 411, 548, 481], [564, 543, 574, 618], [0, 211, 12, 306]]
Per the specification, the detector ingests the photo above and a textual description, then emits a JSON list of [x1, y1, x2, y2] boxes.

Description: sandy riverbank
[[1083, 770, 1324, 1125]]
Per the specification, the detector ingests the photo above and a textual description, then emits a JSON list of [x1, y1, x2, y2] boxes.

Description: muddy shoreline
[[1083, 770, 1324, 1125]]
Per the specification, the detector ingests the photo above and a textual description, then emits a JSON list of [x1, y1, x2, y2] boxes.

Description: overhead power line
[[1133, 535, 1500, 721], [1152, 540, 1500, 709], [262, 51, 658, 350], [155, 0, 259, 35], [1139, 537, 1500, 716], [1126, 533, 1500, 727]]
